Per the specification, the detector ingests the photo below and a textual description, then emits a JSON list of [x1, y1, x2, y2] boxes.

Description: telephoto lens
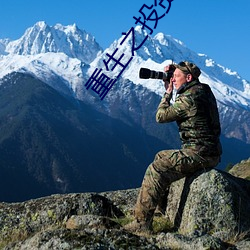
[[139, 65, 176, 82], [139, 68, 167, 80]]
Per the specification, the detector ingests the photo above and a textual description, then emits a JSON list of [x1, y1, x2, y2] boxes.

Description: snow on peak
[[34, 21, 48, 29], [0, 39, 9, 55], [0, 22, 249, 111], [54, 23, 80, 36], [4, 21, 102, 64], [90, 27, 250, 110], [154, 33, 168, 46]]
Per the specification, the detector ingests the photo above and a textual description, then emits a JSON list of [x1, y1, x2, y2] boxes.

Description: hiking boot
[[124, 219, 152, 234]]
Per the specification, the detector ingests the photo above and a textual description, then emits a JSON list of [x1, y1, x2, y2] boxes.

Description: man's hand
[[163, 65, 173, 94]]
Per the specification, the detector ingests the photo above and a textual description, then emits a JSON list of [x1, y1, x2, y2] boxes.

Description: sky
[[0, 0, 250, 81]]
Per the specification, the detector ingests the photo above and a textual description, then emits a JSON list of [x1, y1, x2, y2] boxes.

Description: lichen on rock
[[166, 169, 250, 241], [1, 168, 250, 249]]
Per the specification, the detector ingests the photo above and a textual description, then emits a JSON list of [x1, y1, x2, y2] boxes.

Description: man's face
[[172, 68, 188, 90]]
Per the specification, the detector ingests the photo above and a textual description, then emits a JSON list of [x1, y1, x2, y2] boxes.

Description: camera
[[139, 64, 176, 82]]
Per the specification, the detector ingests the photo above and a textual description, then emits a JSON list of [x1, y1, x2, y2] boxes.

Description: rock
[[165, 169, 250, 241], [156, 232, 228, 250], [65, 214, 120, 230], [235, 240, 250, 250], [0, 193, 124, 248], [4, 228, 161, 250], [229, 158, 250, 180], [101, 188, 140, 215], [1, 169, 250, 249]]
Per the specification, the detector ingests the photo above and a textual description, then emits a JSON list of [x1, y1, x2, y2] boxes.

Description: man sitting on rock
[[125, 61, 222, 233]]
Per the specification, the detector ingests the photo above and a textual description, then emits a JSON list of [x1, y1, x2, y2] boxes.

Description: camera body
[[139, 64, 176, 82]]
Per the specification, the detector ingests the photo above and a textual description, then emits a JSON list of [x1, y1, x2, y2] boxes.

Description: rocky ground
[[0, 168, 250, 249]]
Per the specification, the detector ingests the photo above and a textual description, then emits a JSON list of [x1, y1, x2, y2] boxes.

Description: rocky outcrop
[[229, 158, 250, 180], [1, 169, 250, 249], [165, 169, 250, 240]]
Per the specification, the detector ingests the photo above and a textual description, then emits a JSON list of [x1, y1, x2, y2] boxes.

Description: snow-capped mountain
[[1, 22, 249, 110], [0, 21, 103, 99], [0, 52, 88, 98], [88, 26, 250, 152], [0, 39, 9, 55], [0, 22, 249, 158], [90, 26, 250, 110], [0, 21, 250, 201], [3, 21, 102, 64]]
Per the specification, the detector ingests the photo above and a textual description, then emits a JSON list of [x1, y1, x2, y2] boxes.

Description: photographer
[[125, 61, 222, 233]]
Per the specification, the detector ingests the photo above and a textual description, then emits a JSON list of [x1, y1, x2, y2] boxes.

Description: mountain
[[4, 21, 102, 64], [0, 72, 168, 202], [0, 22, 249, 201], [91, 26, 250, 107], [89, 26, 250, 166]]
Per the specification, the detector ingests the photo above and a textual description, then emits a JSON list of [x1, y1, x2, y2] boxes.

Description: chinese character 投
[[85, 0, 174, 100]]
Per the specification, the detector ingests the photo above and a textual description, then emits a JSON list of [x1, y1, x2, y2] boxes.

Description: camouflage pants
[[134, 149, 220, 222]]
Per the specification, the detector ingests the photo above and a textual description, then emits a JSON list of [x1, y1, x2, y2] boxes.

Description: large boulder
[[1, 169, 250, 249], [0, 193, 124, 248], [165, 169, 250, 241]]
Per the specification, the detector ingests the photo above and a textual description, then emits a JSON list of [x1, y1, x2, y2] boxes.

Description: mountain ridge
[[1, 22, 249, 110], [90, 26, 250, 110], [0, 72, 169, 202], [1, 21, 250, 148], [3, 21, 102, 64], [0, 22, 249, 201]]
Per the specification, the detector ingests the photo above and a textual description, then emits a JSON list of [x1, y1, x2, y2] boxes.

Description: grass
[[225, 230, 250, 245], [152, 216, 174, 234], [113, 214, 174, 235]]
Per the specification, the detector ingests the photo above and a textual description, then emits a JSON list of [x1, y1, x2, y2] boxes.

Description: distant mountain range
[[0, 21, 249, 202]]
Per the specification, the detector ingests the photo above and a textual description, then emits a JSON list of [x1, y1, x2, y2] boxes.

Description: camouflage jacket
[[156, 80, 222, 157]]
